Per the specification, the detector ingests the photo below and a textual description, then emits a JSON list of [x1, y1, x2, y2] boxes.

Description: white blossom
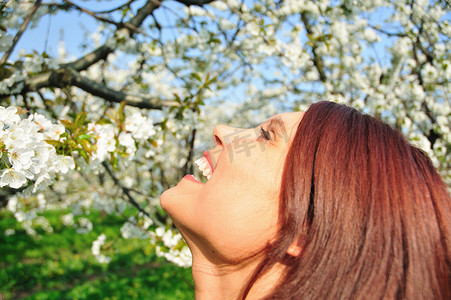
[[76, 217, 93, 234], [0, 168, 28, 189], [4, 228, 15, 236], [61, 213, 75, 226], [52, 155, 75, 174], [91, 233, 111, 263], [0, 106, 21, 125], [0, 107, 75, 190], [120, 220, 148, 239]]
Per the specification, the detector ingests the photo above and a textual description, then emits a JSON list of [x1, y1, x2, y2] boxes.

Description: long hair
[[242, 101, 451, 299]]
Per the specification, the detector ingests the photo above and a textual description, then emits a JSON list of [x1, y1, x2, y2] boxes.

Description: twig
[[182, 128, 196, 176], [301, 12, 327, 82], [62, 0, 161, 72], [94, 0, 135, 14], [43, 8, 52, 53], [63, 0, 142, 34], [0, 0, 42, 64], [102, 161, 164, 227], [174, 0, 216, 6], [368, 24, 407, 37]]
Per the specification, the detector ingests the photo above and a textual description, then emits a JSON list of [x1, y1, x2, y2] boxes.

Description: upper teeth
[[194, 157, 212, 180]]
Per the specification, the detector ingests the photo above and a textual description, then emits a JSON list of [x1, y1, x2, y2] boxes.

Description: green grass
[[0, 210, 194, 300]]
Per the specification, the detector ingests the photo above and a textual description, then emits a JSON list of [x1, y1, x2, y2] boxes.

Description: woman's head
[[161, 101, 451, 299], [160, 111, 304, 264]]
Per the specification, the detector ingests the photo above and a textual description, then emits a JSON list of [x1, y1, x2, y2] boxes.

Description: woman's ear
[[286, 240, 302, 257]]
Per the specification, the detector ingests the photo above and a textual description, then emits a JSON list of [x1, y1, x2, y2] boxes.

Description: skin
[[160, 112, 304, 299]]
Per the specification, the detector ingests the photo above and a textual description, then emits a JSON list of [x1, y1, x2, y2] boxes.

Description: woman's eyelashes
[[259, 126, 273, 141]]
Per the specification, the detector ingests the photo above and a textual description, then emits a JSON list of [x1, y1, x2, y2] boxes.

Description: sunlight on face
[[160, 112, 304, 264]]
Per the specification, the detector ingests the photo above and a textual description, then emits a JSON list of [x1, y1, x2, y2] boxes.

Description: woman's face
[[160, 112, 303, 264]]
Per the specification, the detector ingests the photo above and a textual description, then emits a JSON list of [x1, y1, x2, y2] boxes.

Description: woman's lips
[[203, 151, 215, 172], [183, 174, 203, 184], [184, 150, 216, 184]]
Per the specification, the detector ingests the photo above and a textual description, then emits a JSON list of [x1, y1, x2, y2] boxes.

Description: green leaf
[[78, 149, 89, 163], [74, 113, 87, 129], [192, 73, 202, 82], [173, 93, 181, 103], [208, 75, 217, 84], [45, 140, 63, 147], [118, 101, 127, 123], [97, 119, 112, 125], [60, 120, 75, 133], [79, 139, 92, 154]]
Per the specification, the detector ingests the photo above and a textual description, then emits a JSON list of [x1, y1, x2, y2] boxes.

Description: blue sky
[[13, 0, 159, 58]]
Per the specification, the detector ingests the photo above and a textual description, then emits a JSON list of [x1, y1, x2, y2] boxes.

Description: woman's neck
[[191, 256, 283, 300]]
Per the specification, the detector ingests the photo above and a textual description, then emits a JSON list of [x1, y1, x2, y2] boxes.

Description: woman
[[160, 101, 451, 299]]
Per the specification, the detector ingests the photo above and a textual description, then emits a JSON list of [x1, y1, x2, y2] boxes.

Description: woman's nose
[[213, 125, 241, 147]]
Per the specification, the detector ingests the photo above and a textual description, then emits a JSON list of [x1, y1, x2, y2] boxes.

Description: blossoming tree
[[0, 0, 449, 267]]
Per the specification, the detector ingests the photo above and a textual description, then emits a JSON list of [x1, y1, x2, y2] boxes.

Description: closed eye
[[260, 126, 272, 141]]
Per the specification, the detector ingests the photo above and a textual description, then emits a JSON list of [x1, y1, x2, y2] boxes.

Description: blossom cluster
[[6, 194, 54, 237], [154, 227, 192, 268], [118, 217, 191, 267], [91, 233, 111, 264], [0, 106, 75, 191], [88, 109, 157, 163]]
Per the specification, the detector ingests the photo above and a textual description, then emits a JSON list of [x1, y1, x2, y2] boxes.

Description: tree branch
[[182, 128, 196, 176], [174, 0, 215, 6], [61, 45, 112, 72], [63, 0, 141, 33], [102, 161, 164, 227], [407, 9, 441, 147], [94, 0, 136, 14], [368, 24, 408, 37], [62, 0, 161, 72], [1, 68, 180, 110], [0, 0, 42, 65], [301, 12, 327, 82]]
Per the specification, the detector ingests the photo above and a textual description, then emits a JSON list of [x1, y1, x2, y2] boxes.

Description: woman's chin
[[160, 175, 204, 213]]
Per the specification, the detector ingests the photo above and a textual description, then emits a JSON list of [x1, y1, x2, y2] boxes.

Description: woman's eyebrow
[[265, 118, 289, 142], [266, 118, 285, 132]]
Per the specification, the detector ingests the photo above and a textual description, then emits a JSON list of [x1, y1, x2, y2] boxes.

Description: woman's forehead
[[266, 112, 304, 132]]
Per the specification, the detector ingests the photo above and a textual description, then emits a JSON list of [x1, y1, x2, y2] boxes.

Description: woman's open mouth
[[185, 151, 215, 183]]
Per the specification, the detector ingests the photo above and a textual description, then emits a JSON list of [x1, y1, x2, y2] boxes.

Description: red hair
[[243, 101, 451, 299]]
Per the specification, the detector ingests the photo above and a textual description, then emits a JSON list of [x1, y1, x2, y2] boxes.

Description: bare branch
[[301, 13, 327, 82], [369, 24, 408, 37], [174, 0, 215, 6], [0, 0, 42, 64], [182, 128, 196, 176], [102, 161, 164, 227], [129, 0, 162, 28], [61, 45, 112, 72], [63, 0, 142, 33], [94, 0, 136, 14]]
